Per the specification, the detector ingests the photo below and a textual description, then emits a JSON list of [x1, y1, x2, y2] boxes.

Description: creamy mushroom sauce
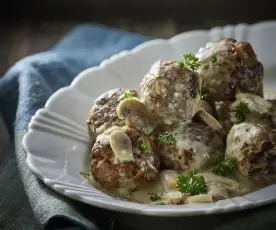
[[85, 163, 263, 204], [85, 38, 275, 205]]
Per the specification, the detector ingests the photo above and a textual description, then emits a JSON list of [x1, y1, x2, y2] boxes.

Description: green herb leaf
[[80, 172, 91, 180], [212, 157, 237, 176], [215, 152, 224, 164], [158, 131, 176, 145], [211, 56, 217, 64], [178, 53, 201, 71], [201, 87, 209, 100], [149, 194, 162, 201], [140, 143, 150, 153], [236, 102, 250, 122], [120, 91, 134, 101], [177, 169, 208, 195]]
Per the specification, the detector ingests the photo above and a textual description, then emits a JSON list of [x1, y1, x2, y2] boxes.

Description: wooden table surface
[[0, 18, 255, 77], [0, 13, 275, 77]]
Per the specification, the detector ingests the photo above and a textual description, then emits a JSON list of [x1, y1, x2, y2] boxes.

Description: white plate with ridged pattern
[[23, 21, 276, 216]]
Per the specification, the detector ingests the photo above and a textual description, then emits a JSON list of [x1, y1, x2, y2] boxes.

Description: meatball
[[196, 38, 264, 102], [226, 122, 276, 183], [140, 60, 201, 126], [90, 126, 160, 190], [87, 88, 139, 136], [215, 92, 273, 132], [157, 120, 224, 171]]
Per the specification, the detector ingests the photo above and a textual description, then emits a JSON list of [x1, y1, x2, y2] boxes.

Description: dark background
[[0, 0, 275, 76]]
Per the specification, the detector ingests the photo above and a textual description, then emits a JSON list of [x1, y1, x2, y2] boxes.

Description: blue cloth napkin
[[2, 23, 276, 230], [0, 24, 150, 230]]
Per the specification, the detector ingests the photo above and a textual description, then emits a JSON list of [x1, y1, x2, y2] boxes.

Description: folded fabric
[[1, 23, 276, 230], [0, 24, 150, 230]]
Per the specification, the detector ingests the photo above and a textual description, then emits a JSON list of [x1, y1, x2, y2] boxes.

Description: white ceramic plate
[[23, 21, 276, 216]]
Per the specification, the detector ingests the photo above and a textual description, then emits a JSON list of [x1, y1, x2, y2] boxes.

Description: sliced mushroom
[[194, 109, 225, 136], [160, 170, 179, 192], [116, 97, 156, 135], [184, 194, 213, 203], [109, 130, 134, 163], [152, 191, 187, 205], [200, 100, 214, 115], [202, 173, 240, 200]]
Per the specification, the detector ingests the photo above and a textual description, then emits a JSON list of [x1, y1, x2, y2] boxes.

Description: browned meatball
[[215, 93, 273, 132], [226, 122, 276, 184], [90, 126, 160, 190], [196, 38, 264, 102], [140, 60, 201, 126], [157, 121, 224, 171], [87, 88, 139, 136]]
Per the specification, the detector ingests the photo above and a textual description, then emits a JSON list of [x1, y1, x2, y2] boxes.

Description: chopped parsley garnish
[[178, 53, 201, 71], [177, 169, 208, 196], [149, 194, 162, 201], [236, 102, 250, 122], [158, 131, 176, 145], [201, 87, 209, 100], [212, 157, 237, 176], [80, 172, 91, 180], [211, 56, 217, 64], [120, 91, 134, 101], [140, 143, 150, 153], [215, 152, 224, 164]]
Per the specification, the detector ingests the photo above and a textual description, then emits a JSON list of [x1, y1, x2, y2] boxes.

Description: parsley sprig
[[120, 91, 134, 101], [140, 143, 150, 153], [178, 53, 201, 71], [211, 56, 217, 64], [80, 172, 91, 180], [236, 102, 250, 122], [149, 194, 162, 201], [176, 169, 208, 196], [212, 157, 237, 176], [201, 87, 209, 100], [158, 131, 176, 145]]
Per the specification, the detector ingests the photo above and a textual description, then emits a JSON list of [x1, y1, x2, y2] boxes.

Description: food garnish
[[211, 56, 217, 64], [158, 131, 176, 145], [178, 53, 201, 71], [201, 87, 209, 100], [80, 172, 91, 180], [176, 169, 208, 195], [149, 193, 162, 201], [140, 143, 150, 153], [212, 157, 237, 176], [236, 102, 250, 122], [120, 91, 134, 101]]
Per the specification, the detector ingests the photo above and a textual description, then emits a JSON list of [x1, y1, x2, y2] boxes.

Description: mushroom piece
[[110, 130, 134, 163], [116, 97, 156, 135], [184, 194, 213, 203], [159, 170, 179, 192], [202, 173, 240, 200], [151, 191, 188, 205], [200, 100, 214, 115], [194, 109, 225, 137]]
